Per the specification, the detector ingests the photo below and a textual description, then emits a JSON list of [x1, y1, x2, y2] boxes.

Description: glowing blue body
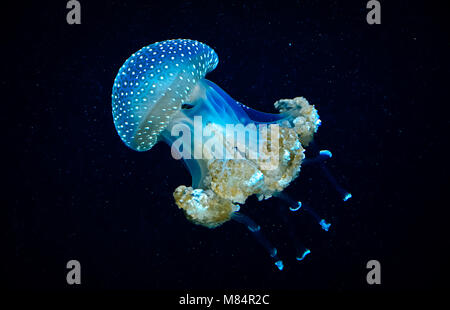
[[111, 39, 352, 271]]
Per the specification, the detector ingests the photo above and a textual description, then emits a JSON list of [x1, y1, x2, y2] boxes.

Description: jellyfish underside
[[153, 78, 342, 269], [162, 78, 319, 222]]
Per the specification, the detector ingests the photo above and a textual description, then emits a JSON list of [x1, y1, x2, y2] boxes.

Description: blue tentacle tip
[[275, 260, 284, 271], [343, 192, 352, 201], [319, 219, 331, 231], [296, 249, 311, 261]]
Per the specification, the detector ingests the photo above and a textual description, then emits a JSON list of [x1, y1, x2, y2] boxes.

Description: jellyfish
[[112, 39, 350, 270]]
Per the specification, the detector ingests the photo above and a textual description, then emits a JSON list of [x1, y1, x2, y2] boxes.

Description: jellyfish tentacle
[[276, 198, 311, 262], [319, 162, 352, 202], [275, 192, 331, 232], [296, 248, 311, 261], [231, 212, 284, 271], [305, 144, 352, 202], [302, 149, 333, 165]]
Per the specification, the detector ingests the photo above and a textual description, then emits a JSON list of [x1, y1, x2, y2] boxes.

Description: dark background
[[2, 0, 448, 291]]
